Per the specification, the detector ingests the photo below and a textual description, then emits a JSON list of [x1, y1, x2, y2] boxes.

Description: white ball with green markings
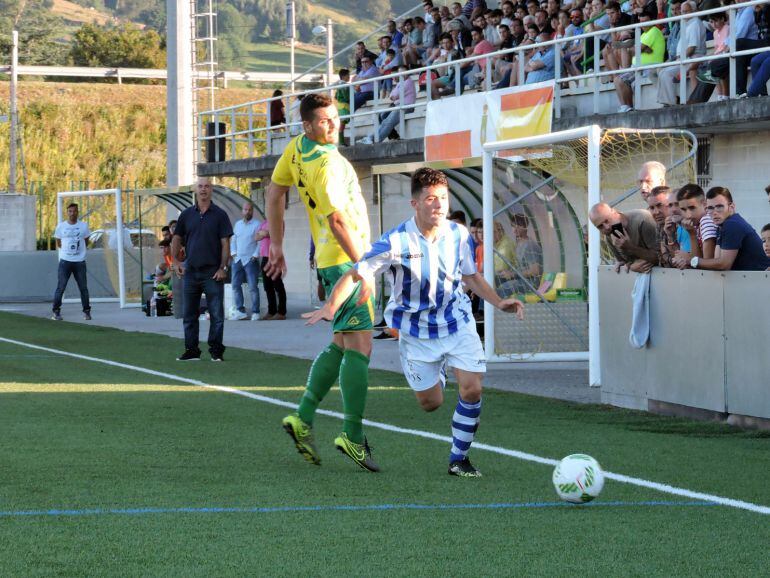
[[552, 454, 605, 504]]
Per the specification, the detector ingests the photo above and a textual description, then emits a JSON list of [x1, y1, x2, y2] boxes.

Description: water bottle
[[150, 291, 158, 317]]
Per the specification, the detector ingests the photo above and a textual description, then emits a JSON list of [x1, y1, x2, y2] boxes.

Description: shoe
[[735, 93, 748, 99], [334, 433, 380, 472], [232, 310, 248, 321], [448, 457, 482, 477], [374, 319, 387, 329], [51, 311, 62, 321], [272, 313, 287, 320], [282, 413, 321, 465], [617, 105, 633, 113], [83, 311, 92, 321], [716, 94, 729, 102], [250, 313, 261, 321], [176, 350, 201, 361], [211, 353, 224, 362], [357, 136, 373, 145], [373, 330, 396, 340], [262, 313, 275, 321]]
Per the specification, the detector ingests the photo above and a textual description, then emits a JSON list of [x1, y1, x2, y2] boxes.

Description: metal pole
[[587, 124, 602, 388], [9, 30, 18, 195], [482, 150, 495, 360], [289, 1, 296, 94], [326, 18, 334, 87], [115, 189, 127, 308]]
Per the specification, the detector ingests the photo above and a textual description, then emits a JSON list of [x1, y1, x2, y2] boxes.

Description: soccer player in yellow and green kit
[[264, 93, 379, 472]]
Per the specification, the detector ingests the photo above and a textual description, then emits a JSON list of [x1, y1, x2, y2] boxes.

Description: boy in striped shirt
[[304, 168, 524, 477]]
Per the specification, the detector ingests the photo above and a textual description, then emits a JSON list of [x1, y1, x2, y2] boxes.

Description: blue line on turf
[[0, 500, 719, 519]]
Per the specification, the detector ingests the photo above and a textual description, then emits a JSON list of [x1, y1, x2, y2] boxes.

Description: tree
[[0, 0, 68, 65], [69, 24, 166, 70]]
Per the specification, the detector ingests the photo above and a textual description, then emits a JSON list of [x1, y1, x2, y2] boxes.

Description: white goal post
[[57, 188, 128, 308], [482, 125, 602, 388]]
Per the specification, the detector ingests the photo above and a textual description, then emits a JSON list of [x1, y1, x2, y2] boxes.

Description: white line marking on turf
[[2, 336, 769, 516]]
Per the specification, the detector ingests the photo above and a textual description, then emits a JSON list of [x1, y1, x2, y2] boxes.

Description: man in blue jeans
[[171, 177, 234, 361], [52, 202, 92, 321], [229, 201, 262, 320]]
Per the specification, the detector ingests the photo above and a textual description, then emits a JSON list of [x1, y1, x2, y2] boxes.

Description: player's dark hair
[[649, 185, 671, 199], [764, 183, 770, 195], [411, 168, 448, 197], [161, 226, 170, 233], [676, 183, 704, 201], [762, 223, 770, 233], [706, 186, 733, 204], [299, 93, 334, 122], [338, 68, 350, 78], [67, 202, 78, 210], [512, 213, 529, 228], [168, 219, 177, 227], [448, 210, 467, 225], [606, 1, 621, 11], [159, 239, 171, 247]]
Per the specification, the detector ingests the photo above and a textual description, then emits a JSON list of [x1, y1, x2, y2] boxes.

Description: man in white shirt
[[304, 168, 525, 477], [229, 201, 262, 320], [52, 202, 92, 321], [657, 0, 706, 106]]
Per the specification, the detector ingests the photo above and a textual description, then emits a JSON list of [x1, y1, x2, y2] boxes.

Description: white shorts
[[398, 321, 486, 392]]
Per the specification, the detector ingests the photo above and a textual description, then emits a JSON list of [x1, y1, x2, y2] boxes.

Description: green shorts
[[318, 262, 374, 333]]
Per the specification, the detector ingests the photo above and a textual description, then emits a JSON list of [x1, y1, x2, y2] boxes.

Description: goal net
[[482, 127, 696, 384], [57, 188, 136, 308]]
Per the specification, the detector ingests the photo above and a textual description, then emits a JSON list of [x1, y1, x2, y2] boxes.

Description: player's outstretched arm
[[302, 268, 374, 325], [265, 182, 291, 279], [462, 272, 525, 320]]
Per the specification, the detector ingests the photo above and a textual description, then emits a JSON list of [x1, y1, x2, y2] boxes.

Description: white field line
[[2, 336, 768, 516]]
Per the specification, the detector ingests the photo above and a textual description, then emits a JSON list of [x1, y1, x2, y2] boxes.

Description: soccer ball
[[552, 454, 605, 504]]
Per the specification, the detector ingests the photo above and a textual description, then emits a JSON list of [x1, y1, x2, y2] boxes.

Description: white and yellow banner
[[424, 81, 554, 165]]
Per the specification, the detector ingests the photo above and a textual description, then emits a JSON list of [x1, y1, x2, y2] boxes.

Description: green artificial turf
[[0, 311, 768, 576]]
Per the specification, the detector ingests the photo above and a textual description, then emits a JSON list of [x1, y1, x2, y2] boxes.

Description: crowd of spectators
[[589, 162, 770, 272], [327, 0, 770, 131]]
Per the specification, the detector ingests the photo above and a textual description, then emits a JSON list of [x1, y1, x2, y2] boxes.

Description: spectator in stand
[[400, 18, 424, 68], [761, 224, 770, 262], [431, 33, 462, 98], [464, 26, 496, 89], [501, 1, 516, 26], [375, 36, 401, 95], [354, 41, 377, 74], [464, 0, 488, 21], [637, 161, 667, 200], [161, 225, 172, 242], [484, 9, 504, 46], [589, 202, 659, 272], [666, 0, 682, 62], [511, 17, 526, 45], [603, 1, 634, 74], [614, 11, 665, 112], [335, 68, 350, 144], [423, 0, 435, 23], [706, 12, 731, 102], [229, 201, 262, 321], [525, 30, 556, 84], [51, 202, 92, 321], [429, 6, 443, 42], [746, 3, 770, 98], [672, 183, 718, 268], [424, 9, 440, 49], [527, 0, 539, 18], [269, 89, 286, 128], [646, 186, 679, 266], [564, 8, 586, 78], [584, 0, 612, 57], [535, 9, 549, 32], [688, 187, 770, 271], [451, 2, 472, 30], [666, 188, 691, 253], [657, 1, 706, 107], [448, 18, 474, 82], [497, 23, 539, 88], [387, 20, 404, 49], [359, 66, 416, 144], [352, 55, 378, 110], [732, 0, 769, 97], [256, 218, 287, 320], [440, 5, 451, 23], [412, 16, 431, 61]]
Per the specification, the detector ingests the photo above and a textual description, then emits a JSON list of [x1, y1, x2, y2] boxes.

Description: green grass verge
[[0, 311, 768, 575]]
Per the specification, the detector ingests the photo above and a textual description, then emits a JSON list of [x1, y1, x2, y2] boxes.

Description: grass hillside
[[0, 81, 269, 238]]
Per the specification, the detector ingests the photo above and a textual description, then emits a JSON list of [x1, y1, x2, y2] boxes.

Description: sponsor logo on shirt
[[400, 252, 424, 260]]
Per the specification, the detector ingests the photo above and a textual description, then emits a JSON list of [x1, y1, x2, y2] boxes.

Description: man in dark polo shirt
[[171, 177, 234, 361]]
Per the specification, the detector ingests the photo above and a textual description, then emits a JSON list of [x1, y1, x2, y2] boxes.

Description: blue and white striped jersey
[[356, 217, 477, 339]]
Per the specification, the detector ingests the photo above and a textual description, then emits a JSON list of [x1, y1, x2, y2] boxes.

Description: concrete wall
[[599, 267, 770, 421], [0, 194, 36, 252]]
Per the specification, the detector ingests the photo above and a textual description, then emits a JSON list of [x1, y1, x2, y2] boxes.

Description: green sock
[[297, 343, 344, 425], [338, 349, 370, 445]]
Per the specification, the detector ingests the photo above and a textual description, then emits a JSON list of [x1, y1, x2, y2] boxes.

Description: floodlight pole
[[287, 1, 296, 93], [326, 18, 334, 87], [9, 30, 19, 195]]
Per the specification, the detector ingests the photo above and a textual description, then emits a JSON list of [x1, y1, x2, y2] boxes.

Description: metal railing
[[198, 0, 770, 162]]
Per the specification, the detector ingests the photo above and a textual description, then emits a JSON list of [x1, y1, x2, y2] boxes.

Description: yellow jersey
[[271, 135, 370, 269]]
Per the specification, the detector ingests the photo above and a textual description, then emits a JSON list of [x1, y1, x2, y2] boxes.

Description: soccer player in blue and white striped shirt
[[304, 168, 524, 477]]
